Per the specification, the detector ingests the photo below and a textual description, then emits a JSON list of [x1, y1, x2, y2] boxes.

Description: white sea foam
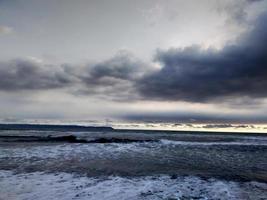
[[160, 139, 267, 146], [0, 143, 154, 160], [0, 170, 266, 200]]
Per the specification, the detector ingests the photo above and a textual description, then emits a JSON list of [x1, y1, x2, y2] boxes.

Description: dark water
[[0, 129, 267, 199], [0, 129, 267, 181]]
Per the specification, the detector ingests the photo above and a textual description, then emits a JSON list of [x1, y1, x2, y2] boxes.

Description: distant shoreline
[[0, 123, 267, 136], [0, 123, 114, 132]]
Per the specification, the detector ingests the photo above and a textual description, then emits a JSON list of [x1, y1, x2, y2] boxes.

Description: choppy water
[[0, 129, 267, 199]]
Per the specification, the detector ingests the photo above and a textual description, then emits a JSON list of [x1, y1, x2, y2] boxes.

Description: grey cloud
[[137, 12, 267, 103], [247, 0, 264, 2], [216, 0, 264, 25], [171, 123, 183, 127], [0, 59, 73, 91], [0, 53, 149, 101], [202, 124, 255, 129], [70, 52, 151, 100], [202, 124, 234, 129], [235, 124, 255, 128], [79, 52, 149, 85]]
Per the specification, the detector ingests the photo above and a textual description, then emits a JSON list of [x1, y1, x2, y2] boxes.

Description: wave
[[0, 135, 156, 144], [1, 135, 267, 146]]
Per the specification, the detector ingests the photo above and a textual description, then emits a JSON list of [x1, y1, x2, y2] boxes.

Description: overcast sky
[[0, 0, 267, 127]]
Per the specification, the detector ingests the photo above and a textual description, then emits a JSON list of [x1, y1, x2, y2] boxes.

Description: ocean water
[[0, 129, 267, 199]]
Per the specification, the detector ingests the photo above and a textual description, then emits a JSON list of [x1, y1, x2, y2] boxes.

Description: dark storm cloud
[[137, 12, 267, 102], [124, 111, 267, 124], [1, 12, 267, 104]]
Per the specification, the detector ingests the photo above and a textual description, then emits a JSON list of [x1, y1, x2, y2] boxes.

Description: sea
[[0, 124, 266, 200]]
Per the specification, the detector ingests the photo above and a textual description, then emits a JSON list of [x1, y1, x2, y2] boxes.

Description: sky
[[0, 0, 267, 131]]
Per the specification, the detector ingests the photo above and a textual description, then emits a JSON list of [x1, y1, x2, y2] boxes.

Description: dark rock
[[170, 174, 178, 179]]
